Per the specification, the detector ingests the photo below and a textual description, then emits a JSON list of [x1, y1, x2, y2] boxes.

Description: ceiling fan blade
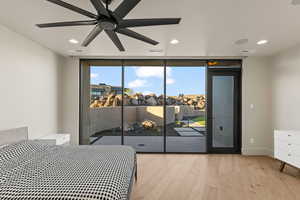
[[82, 24, 104, 47], [105, 30, 125, 51], [118, 18, 182, 28], [90, 0, 110, 17], [116, 28, 158, 45], [47, 0, 97, 19], [37, 20, 97, 28], [114, 0, 141, 19]]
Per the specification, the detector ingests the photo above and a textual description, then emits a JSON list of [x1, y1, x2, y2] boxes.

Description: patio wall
[[174, 105, 205, 120], [136, 106, 175, 126], [90, 107, 134, 137], [89, 105, 203, 136], [90, 106, 176, 135]]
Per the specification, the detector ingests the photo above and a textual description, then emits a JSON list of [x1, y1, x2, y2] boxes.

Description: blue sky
[[91, 66, 206, 96]]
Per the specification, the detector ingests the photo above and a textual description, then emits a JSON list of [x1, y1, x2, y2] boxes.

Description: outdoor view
[[89, 65, 206, 152], [166, 67, 206, 152]]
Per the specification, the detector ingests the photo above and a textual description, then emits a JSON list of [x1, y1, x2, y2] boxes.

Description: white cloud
[[166, 78, 175, 85], [135, 67, 172, 78], [128, 79, 148, 88], [136, 67, 163, 78], [142, 91, 154, 95], [91, 73, 98, 78]]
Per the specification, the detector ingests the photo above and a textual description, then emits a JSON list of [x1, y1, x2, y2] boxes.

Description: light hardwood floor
[[131, 154, 300, 200]]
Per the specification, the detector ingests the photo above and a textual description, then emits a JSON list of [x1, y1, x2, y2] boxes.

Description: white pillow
[[0, 144, 8, 149]]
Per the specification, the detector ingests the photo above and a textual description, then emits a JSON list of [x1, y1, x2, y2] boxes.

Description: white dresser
[[274, 130, 300, 171]]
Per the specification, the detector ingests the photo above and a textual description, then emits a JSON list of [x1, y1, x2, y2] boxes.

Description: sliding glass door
[[80, 60, 241, 153], [165, 63, 206, 152], [124, 63, 164, 152], [80, 61, 123, 145], [88, 66, 123, 145]]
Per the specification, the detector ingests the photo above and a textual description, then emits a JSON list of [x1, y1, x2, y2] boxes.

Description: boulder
[[131, 98, 139, 105], [157, 95, 164, 105], [187, 99, 194, 105], [142, 120, 157, 130], [123, 94, 130, 106], [90, 100, 101, 108], [146, 96, 157, 106], [112, 94, 122, 107], [104, 93, 115, 107]]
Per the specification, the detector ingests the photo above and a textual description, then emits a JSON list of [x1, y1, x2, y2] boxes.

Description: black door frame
[[79, 59, 242, 154], [206, 68, 241, 154]]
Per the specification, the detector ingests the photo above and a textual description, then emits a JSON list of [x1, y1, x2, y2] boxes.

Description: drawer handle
[[288, 154, 291, 156], [288, 135, 291, 137], [288, 144, 292, 146]]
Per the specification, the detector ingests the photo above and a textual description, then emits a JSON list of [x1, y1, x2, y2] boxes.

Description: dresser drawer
[[274, 147, 291, 163], [275, 140, 300, 155], [287, 154, 300, 168], [274, 130, 300, 145]]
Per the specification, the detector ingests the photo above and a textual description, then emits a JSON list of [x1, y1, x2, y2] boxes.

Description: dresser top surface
[[275, 130, 300, 134], [39, 133, 70, 140]]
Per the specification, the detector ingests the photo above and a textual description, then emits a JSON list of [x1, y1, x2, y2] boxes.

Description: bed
[[0, 128, 137, 200]]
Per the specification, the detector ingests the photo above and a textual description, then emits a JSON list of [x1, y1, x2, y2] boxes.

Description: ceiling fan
[[37, 0, 182, 51]]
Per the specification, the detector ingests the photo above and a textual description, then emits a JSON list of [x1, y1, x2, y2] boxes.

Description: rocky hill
[[90, 93, 206, 110]]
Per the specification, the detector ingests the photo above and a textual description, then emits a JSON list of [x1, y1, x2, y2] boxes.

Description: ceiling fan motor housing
[[100, 20, 116, 30], [101, 0, 113, 5]]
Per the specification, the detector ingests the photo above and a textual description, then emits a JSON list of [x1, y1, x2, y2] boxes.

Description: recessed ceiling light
[[69, 39, 79, 44], [257, 40, 268, 45], [240, 49, 256, 54], [149, 49, 164, 53], [240, 50, 249, 53], [68, 49, 83, 54], [170, 39, 179, 44]]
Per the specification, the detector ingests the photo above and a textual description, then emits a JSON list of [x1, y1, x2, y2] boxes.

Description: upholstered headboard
[[0, 127, 28, 146]]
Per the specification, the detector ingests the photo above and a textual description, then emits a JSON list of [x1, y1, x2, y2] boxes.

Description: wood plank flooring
[[131, 154, 300, 200]]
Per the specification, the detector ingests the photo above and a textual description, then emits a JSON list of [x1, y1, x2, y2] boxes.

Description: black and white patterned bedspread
[[0, 141, 136, 200]]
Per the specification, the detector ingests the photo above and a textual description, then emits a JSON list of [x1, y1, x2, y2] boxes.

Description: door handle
[[219, 126, 223, 131]]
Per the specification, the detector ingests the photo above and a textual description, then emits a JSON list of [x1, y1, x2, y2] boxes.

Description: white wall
[[242, 57, 273, 155], [270, 45, 300, 132], [241, 45, 300, 156], [0, 24, 64, 139], [61, 57, 80, 144]]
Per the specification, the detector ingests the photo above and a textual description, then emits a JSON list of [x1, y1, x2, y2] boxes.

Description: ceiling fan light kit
[[37, 0, 182, 51]]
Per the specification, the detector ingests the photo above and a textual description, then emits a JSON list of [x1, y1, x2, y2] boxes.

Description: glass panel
[[212, 76, 234, 148], [124, 66, 164, 152], [166, 66, 206, 152], [88, 66, 122, 145]]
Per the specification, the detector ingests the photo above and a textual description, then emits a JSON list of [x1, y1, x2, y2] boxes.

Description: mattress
[[0, 141, 136, 200]]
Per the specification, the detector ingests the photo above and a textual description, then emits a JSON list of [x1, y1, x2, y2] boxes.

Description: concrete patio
[[92, 135, 206, 152]]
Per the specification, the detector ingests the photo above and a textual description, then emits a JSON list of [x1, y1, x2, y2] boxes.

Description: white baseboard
[[242, 147, 273, 157]]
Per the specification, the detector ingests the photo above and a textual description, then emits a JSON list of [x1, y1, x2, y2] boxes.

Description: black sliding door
[[123, 60, 164, 152], [165, 60, 207, 153], [80, 59, 242, 153]]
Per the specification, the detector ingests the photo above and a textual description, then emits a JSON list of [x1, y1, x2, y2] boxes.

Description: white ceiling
[[1, 0, 300, 57]]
